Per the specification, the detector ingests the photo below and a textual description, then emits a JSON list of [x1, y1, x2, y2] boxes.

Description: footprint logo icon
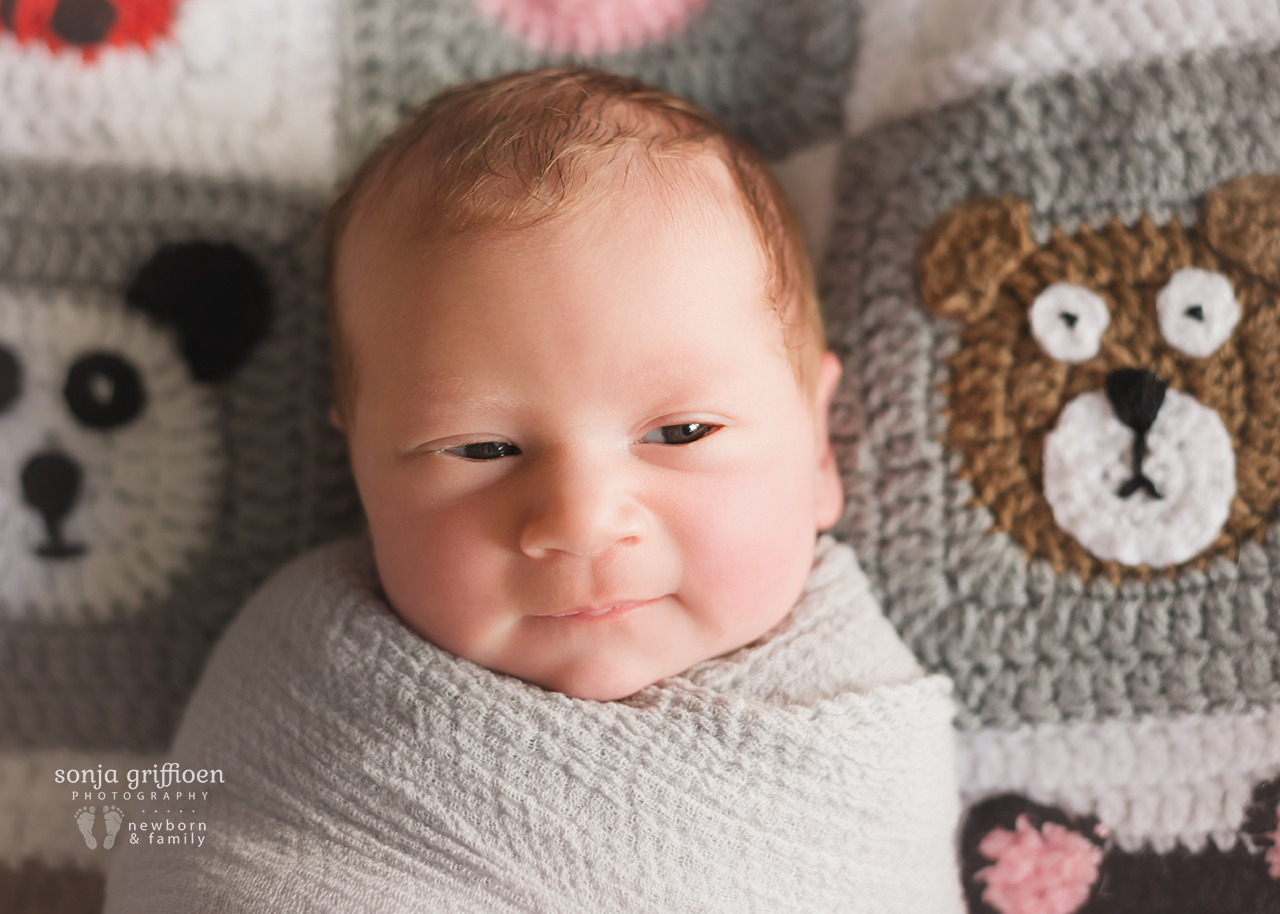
[[74, 806, 96, 849], [102, 806, 124, 849]]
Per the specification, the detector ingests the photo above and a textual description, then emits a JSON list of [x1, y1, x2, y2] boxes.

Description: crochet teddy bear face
[[0, 241, 270, 621], [917, 175, 1280, 583]]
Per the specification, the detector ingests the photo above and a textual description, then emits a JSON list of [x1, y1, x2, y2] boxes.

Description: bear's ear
[[1203, 175, 1280, 286], [126, 241, 273, 383], [918, 196, 1037, 321]]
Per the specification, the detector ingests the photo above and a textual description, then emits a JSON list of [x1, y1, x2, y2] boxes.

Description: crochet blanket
[[104, 537, 961, 914], [829, 34, 1280, 914], [8, 1, 1280, 911], [0, 0, 857, 897]]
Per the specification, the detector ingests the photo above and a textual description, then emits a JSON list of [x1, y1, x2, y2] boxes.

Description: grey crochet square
[[337, 0, 858, 168], [0, 163, 360, 752], [826, 43, 1280, 732]]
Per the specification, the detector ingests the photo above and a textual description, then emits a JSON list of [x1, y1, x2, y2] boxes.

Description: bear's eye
[[64, 352, 146, 430], [1029, 283, 1110, 363], [0, 343, 19, 415], [1156, 268, 1239, 357]]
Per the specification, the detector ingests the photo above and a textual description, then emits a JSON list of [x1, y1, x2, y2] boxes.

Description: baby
[[106, 69, 961, 913], [326, 67, 845, 703]]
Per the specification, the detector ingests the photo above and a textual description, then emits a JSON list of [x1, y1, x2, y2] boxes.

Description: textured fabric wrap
[[105, 536, 961, 913]]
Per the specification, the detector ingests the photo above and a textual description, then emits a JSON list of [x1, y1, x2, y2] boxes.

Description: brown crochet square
[[917, 176, 1280, 583]]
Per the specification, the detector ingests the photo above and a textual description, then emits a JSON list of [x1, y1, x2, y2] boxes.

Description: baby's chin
[[517, 626, 783, 702], [521, 653, 679, 702]]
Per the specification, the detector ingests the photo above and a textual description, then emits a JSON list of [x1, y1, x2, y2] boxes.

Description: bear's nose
[[50, 0, 117, 45], [21, 451, 87, 559], [1105, 368, 1167, 433]]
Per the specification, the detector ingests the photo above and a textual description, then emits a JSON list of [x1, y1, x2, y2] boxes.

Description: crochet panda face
[[0, 241, 269, 620], [916, 175, 1280, 582]]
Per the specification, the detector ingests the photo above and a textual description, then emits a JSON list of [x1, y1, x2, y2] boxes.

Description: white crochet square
[[0, 0, 338, 188], [847, 0, 1280, 134]]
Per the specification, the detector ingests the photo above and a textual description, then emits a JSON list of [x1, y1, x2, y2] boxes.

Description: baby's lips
[[533, 597, 661, 620]]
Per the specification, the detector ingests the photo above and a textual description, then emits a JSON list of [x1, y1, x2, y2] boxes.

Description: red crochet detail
[[1, 0, 180, 60]]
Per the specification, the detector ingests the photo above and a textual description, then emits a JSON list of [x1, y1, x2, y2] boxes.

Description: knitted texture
[[104, 536, 963, 914], [0, 0, 179, 59], [846, 0, 1280, 134], [828, 42, 1280, 734], [916, 189, 1278, 579], [337, 0, 858, 168], [0, 0, 339, 187], [473, 0, 707, 55], [958, 788, 1280, 914], [825, 37, 1280, 910], [0, 161, 360, 753], [957, 708, 1280, 854]]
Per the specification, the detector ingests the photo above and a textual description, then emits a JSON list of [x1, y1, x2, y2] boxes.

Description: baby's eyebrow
[[407, 378, 524, 414]]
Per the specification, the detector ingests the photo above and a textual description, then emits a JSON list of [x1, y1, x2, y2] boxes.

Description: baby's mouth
[[536, 598, 660, 620]]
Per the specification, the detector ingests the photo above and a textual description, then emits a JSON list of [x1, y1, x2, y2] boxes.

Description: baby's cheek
[[367, 482, 515, 652], [666, 460, 816, 631]]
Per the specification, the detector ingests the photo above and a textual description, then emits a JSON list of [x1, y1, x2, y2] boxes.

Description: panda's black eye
[[64, 352, 146, 429], [0, 344, 19, 415]]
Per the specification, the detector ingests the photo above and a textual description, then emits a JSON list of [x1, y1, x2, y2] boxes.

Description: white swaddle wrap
[[105, 536, 962, 913]]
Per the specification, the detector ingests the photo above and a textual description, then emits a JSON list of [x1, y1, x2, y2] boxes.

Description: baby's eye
[[639, 423, 720, 445], [440, 442, 521, 460]]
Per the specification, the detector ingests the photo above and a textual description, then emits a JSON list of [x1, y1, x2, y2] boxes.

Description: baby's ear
[[812, 352, 844, 531], [1203, 175, 1280, 285], [918, 197, 1036, 321]]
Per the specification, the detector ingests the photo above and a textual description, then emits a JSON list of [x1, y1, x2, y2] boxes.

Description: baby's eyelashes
[[430, 423, 719, 459], [639, 423, 721, 446], [438, 442, 522, 460]]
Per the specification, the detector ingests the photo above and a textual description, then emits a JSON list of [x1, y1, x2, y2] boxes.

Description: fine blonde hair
[[325, 68, 824, 426]]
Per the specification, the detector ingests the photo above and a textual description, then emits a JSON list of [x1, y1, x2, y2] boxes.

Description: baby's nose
[[518, 455, 645, 559]]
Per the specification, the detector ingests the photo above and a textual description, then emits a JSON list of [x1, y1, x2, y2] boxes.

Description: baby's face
[[338, 167, 843, 700]]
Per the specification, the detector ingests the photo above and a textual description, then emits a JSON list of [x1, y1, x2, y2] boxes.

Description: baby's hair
[[325, 67, 824, 426]]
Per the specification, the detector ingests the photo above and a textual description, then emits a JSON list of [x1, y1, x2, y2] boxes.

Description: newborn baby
[[106, 69, 961, 913]]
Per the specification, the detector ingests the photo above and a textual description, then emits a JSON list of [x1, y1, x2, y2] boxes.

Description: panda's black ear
[[126, 241, 272, 383]]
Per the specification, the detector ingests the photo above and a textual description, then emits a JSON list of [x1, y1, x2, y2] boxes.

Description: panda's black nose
[[21, 451, 87, 559], [50, 0, 117, 45]]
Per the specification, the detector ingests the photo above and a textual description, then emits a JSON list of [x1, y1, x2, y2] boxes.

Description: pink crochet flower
[[474, 0, 706, 55], [976, 814, 1103, 914]]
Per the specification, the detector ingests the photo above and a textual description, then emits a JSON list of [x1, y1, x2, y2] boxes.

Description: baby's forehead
[[343, 151, 771, 310]]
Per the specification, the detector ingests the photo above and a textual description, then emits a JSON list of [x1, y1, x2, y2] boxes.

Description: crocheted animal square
[[0, 162, 358, 752], [337, 0, 858, 168], [0, 0, 339, 186], [826, 41, 1280, 913]]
